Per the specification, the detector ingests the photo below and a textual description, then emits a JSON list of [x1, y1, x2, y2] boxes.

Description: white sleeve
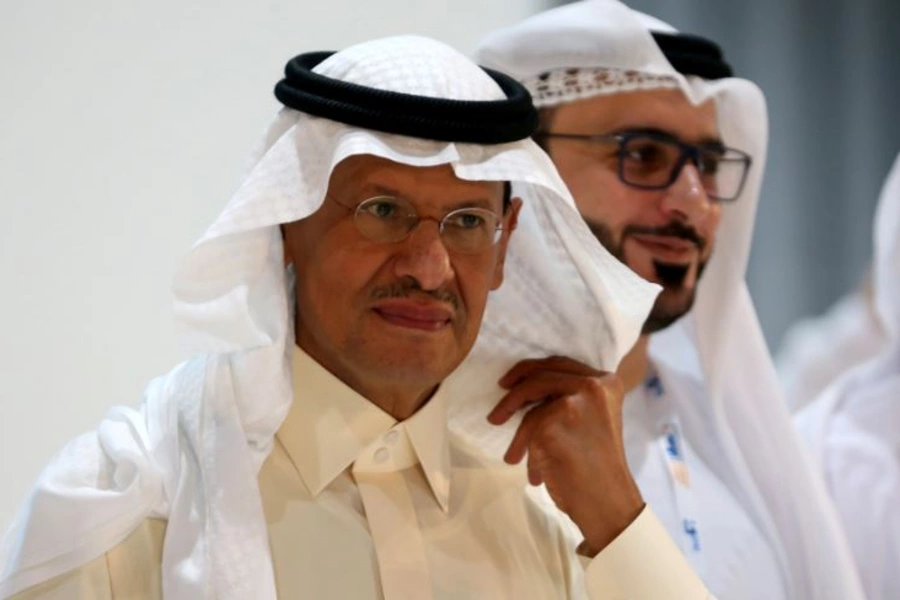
[[580, 506, 714, 600]]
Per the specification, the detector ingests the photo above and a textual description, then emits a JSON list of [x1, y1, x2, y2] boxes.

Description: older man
[[476, 1, 865, 599], [1, 35, 716, 599]]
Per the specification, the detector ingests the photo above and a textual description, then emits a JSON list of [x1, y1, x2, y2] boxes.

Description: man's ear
[[490, 197, 523, 290]]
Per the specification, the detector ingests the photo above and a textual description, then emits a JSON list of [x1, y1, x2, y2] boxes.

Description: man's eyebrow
[[448, 197, 498, 211], [369, 184, 401, 197], [365, 184, 499, 211], [610, 126, 725, 147]]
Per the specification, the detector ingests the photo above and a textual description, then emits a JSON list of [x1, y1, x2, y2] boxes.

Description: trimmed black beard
[[653, 261, 689, 286], [641, 288, 696, 334], [585, 219, 706, 334]]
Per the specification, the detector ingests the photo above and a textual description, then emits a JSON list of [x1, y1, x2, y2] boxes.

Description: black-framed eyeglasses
[[535, 129, 752, 202], [329, 195, 506, 254]]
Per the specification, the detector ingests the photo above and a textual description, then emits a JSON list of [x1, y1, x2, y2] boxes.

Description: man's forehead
[[554, 88, 721, 144], [328, 154, 504, 201]]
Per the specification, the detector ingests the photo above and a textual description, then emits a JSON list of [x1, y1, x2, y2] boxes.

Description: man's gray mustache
[[370, 280, 461, 311]]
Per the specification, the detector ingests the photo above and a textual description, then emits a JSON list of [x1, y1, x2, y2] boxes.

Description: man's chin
[[641, 289, 696, 334], [356, 334, 467, 381]]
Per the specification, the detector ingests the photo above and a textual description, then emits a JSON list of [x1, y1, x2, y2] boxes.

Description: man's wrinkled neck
[[618, 335, 650, 394], [319, 363, 439, 420], [369, 385, 440, 421], [293, 317, 443, 420]]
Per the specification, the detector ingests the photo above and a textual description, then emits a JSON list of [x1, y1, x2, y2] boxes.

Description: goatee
[[585, 219, 708, 334]]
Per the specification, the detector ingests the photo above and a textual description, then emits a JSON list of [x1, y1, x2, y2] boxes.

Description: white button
[[384, 430, 399, 445], [374, 447, 390, 464]]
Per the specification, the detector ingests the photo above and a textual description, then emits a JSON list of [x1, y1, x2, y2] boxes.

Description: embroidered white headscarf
[[0, 34, 657, 599], [474, 2, 866, 598]]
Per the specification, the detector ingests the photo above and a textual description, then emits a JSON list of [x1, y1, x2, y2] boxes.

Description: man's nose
[[659, 162, 713, 223], [392, 220, 455, 291]]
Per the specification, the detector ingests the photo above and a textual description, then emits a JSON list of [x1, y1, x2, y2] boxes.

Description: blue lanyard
[[643, 370, 704, 562]]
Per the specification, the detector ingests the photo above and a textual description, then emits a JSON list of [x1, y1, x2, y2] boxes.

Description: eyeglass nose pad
[[666, 150, 692, 187], [674, 145, 709, 182], [403, 215, 445, 243], [404, 216, 423, 237]]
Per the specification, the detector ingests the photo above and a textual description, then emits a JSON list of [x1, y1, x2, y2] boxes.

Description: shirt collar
[[277, 345, 451, 512]]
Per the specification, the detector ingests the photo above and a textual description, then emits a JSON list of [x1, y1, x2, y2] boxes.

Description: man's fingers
[[526, 445, 544, 486], [503, 403, 545, 464], [489, 370, 619, 425], [499, 355, 605, 389], [488, 371, 575, 424]]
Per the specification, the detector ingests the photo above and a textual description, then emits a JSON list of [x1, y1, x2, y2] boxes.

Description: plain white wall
[[0, 0, 548, 533]]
